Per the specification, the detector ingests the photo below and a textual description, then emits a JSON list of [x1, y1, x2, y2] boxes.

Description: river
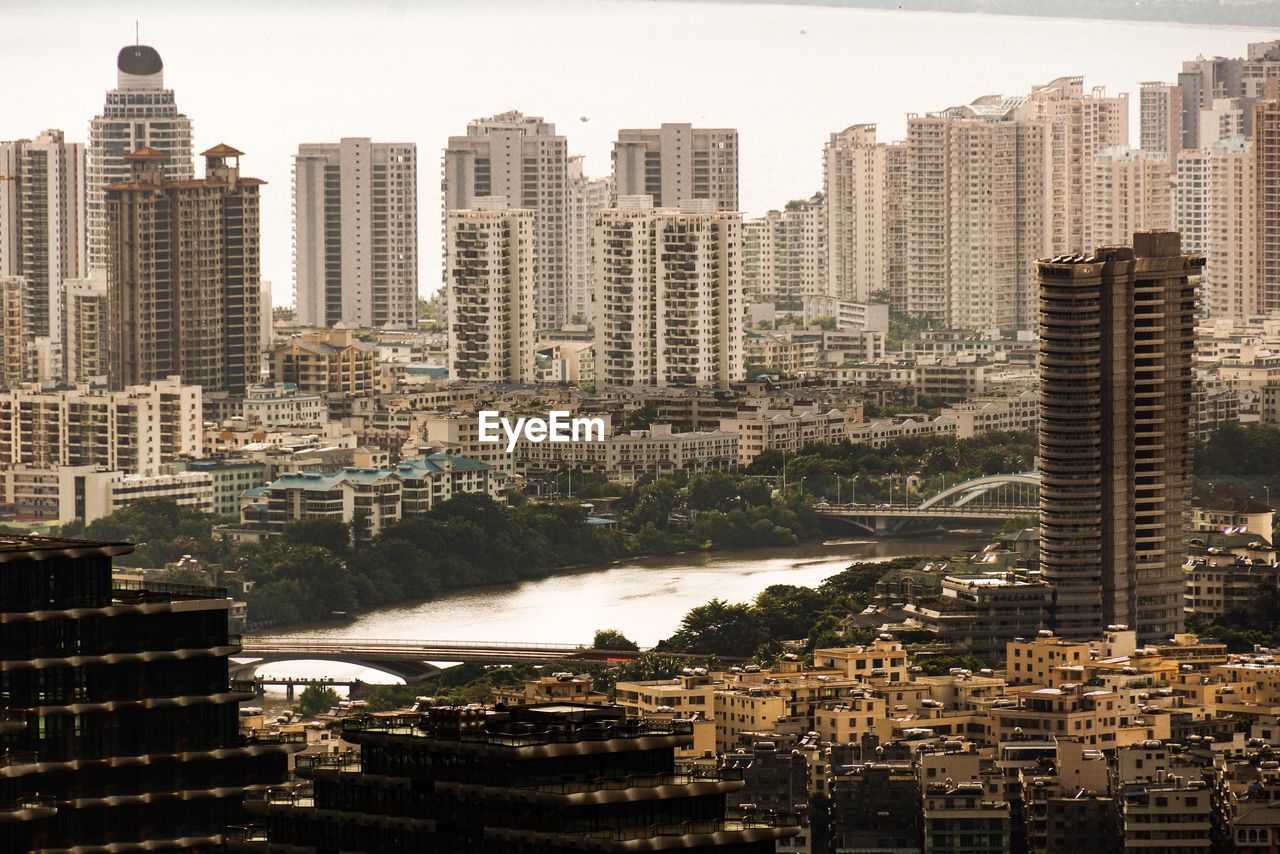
[[254, 533, 983, 687]]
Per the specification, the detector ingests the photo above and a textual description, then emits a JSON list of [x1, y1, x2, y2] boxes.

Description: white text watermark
[[478, 410, 607, 453]]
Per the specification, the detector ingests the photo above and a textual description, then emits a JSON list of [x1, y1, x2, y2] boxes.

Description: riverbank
[[249, 533, 985, 687]]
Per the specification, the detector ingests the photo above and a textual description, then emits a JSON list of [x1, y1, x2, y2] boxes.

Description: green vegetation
[[593, 629, 640, 651], [1188, 586, 1280, 652], [294, 683, 341, 718], [59, 498, 228, 568], [655, 556, 925, 659]]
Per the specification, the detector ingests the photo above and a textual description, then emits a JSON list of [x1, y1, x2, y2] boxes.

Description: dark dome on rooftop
[[117, 45, 163, 76]]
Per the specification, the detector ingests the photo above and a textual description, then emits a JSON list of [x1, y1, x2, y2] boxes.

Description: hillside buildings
[[105, 145, 264, 395], [1038, 232, 1199, 641], [292, 138, 418, 329]]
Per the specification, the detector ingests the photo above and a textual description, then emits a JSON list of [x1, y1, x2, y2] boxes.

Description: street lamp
[[852, 475, 858, 506], [800, 476, 808, 496]]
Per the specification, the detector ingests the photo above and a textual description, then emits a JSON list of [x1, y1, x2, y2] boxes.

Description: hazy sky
[[3, 0, 1274, 308]]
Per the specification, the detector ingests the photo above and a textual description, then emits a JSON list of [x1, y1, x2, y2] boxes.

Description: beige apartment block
[[0, 277, 26, 390], [293, 138, 417, 329], [0, 129, 84, 362], [905, 104, 1053, 330], [444, 111, 569, 331], [1026, 77, 1130, 253], [1006, 632, 1094, 687], [0, 377, 201, 475], [269, 326, 378, 398], [988, 684, 1120, 748], [594, 197, 744, 389], [1205, 136, 1258, 320], [1255, 92, 1280, 312], [445, 200, 537, 384], [567, 156, 612, 324], [1140, 82, 1183, 161], [106, 146, 263, 395], [62, 271, 108, 384], [1175, 148, 1209, 253], [1083, 147, 1172, 250], [612, 123, 738, 212], [1199, 97, 1248, 148], [824, 124, 904, 305], [718, 406, 851, 466], [88, 45, 194, 272], [1038, 233, 1197, 640], [744, 195, 826, 304]]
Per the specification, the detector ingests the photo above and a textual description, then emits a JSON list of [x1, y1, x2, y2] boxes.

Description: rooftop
[[0, 535, 134, 564]]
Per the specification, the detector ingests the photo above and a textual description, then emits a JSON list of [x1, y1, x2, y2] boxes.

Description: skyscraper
[[1140, 82, 1183, 161], [566, 155, 612, 324], [443, 111, 569, 331], [106, 145, 263, 394], [62, 270, 110, 383], [1038, 231, 1198, 641], [824, 124, 903, 304], [87, 44, 194, 272], [293, 138, 418, 329], [1255, 89, 1280, 313], [612, 123, 740, 212], [1, 534, 291, 850], [1205, 136, 1257, 319], [0, 129, 85, 372], [595, 197, 744, 389], [905, 104, 1054, 330], [1082, 146, 1173, 250], [446, 198, 537, 384]]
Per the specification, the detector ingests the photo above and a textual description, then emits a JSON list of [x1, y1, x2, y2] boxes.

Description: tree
[[659, 599, 767, 658], [593, 629, 640, 651], [686, 470, 740, 512], [294, 683, 340, 717], [282, 517, 351, 555]]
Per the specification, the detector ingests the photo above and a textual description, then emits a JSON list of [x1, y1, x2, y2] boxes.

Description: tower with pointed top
[[87, 44, 194, 272]]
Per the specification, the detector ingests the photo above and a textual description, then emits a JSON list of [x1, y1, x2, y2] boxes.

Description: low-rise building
[[249, 453, 502, 541]]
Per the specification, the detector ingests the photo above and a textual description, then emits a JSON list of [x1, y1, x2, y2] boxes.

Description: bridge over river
[[815, 472, 1039, 535], [230, 636, 718, 683]]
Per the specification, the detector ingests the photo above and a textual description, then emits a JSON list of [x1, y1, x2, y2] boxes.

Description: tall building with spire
[[1038, 232, 1198, 642], [87, 44, 194, 271], [106, 145, 263, 395]]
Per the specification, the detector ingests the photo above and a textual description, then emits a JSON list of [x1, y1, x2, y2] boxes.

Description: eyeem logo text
[[478, 410, 607, 453]]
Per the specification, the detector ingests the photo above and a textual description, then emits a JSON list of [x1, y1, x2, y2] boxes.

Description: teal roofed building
[[251, 453, 502, 542]]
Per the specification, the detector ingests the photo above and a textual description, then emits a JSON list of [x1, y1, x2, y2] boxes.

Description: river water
[[255, 533, 982, 685]]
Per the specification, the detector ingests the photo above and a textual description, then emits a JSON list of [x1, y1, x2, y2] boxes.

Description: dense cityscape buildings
[[7, 18, 1280, 852], [293, 137, 418, 329]]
